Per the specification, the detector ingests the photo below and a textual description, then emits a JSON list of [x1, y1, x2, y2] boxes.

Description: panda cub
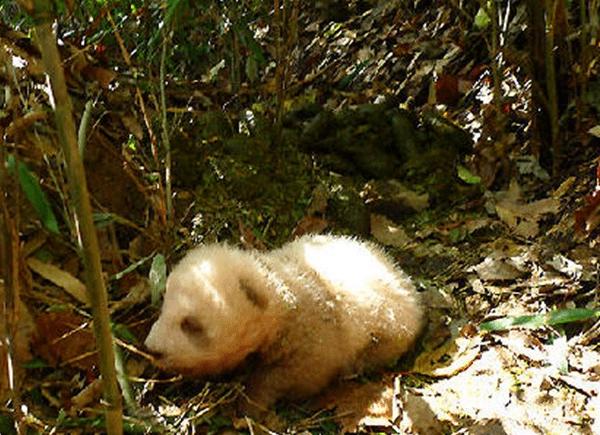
[[145, 234, 423, 408]]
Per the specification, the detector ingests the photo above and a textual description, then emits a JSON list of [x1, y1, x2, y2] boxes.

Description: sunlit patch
[[12, 55, 27, 69]]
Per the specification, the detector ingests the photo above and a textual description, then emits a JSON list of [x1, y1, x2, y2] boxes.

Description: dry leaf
[[121, 115, 144, 140], [0, 285, 35, 402], [81, 65, 117, 89], [33, 311, 97, 371], [413, 334, 481, 377], [71, 378, 103, 409], [291, 216, 329, 238], [314, 378, 395, 433], [27, 257, 89, 304], [469, 256, 526, 281], [370, 214, 411, 247], [497, 198, 560, 237]]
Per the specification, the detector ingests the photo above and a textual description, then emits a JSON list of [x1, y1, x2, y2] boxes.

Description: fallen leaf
[[435, 74, 460, 105], [370, 214, 411, 247], [71, 378, 103, 409], [494, 182, 560, 238], [121, 115, 144, 140], [81, 65, 117, 89], [469, 256, 526, 281], [399, 390, 446, 435], [33, 311, 97, 371], [588, 125, 600, 138], [574, 188, 600, 234], [291, 216, 329, 238], [553, 176, 576, 198], [0, 285, 35, 402], [27, 257, 89, 304], [546, 254, 583, 280], [413, 334, 481, 377]]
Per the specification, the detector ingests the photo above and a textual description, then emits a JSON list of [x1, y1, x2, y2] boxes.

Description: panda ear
[[239, 278, 269, 310]]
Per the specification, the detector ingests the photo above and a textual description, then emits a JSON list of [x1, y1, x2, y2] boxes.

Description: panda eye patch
[[180, 316, 204, 336]]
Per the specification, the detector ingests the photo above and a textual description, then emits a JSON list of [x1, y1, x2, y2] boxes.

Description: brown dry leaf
[[81, 65, 117, 89], [370, 213, 411, 248], [399, 390, 446, 435], [497, 330, 547, 362], [553, 176, 576, 198], [306, 184, 329, 215], [5, 111, 48, 139], [291, 216, 329, 238], [238, 220, 267, 250], [314, 378, 395, 433], [71, 378, 103, 409], [574, 188, 600, 233], [413, 334, 482, 377], [494, 182, 560, 238], [33, 311, 97, 371], [121, 115, 144, 140], [364, 179, 430, 212], [435, 74, 460, 106], [417, 345, 594, 434], [27, 257, 89, 305], [469, 256, 526, 281], [0, 286, 35, 402]]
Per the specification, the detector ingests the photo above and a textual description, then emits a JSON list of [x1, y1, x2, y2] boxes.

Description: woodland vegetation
[[0, 0, 599, 433]]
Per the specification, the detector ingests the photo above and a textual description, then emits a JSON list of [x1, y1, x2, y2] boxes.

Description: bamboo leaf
[[457, 164, 481, 184], [149, 253, 167, 306], [480, 308, 600, 331], [7, 155, 59, 234]]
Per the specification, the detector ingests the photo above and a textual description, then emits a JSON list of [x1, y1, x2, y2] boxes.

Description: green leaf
[[474, 7, 491, 30], [246, 55, 259, 82], [164, 0, 189, 28], [112, 323, 138, 344], [23, 357, 49, 369], [546, 308, 600, 325], [0, 414, 16, 435], [93, 212, 115, 228], [457, 164, 481, 184], [149, 253, 167, 306], [6, 155, 59, 234], [480, 308, 600, 331], [448, 227, 466, 243], [338, 60, 371, 89], [110, 252, 154, 281]]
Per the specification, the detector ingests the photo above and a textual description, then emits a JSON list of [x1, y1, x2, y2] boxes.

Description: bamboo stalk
[[544, 0, 561, 175], [0, 132, 25, 434], [17, 1, 123, 433], [160, 29, 173, 225], [490, 0, 502, 116]]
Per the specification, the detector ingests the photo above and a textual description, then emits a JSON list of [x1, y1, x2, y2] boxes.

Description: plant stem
[[490, 0, 502, 115], [545, 0, 560, 174], [0, 130, 25, 434], [20, 1, 123, 433], [160, 29, 173, 225]]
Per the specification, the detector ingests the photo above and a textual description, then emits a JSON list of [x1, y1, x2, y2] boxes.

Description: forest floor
[[1, 1, 599, 434]]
